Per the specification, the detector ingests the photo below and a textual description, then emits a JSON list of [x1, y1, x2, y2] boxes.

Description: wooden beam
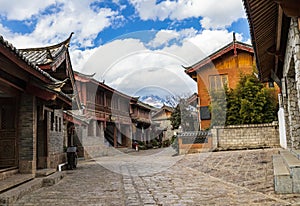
[[0, 76, 24, 92], [0, 45, 51, 83], [275, 0, 300, 17], [275, 6, 283, 74], [26, 84, 57, 101]]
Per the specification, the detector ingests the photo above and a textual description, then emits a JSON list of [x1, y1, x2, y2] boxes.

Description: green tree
[[210, 73, 278, 126], [170, 104, 181, 130], [209, 89, 227, 127]]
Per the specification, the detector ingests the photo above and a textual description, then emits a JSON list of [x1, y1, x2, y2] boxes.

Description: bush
[[162, 139, 170, 147], [210, 73, 278, 126], [150, 139, 159, 147]]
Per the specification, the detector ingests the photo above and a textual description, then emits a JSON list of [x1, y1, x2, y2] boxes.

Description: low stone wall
[[178, 137, 212, 155], [211, 122, 280, 150]]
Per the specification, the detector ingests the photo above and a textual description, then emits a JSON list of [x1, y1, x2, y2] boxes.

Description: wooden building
[[130, 98, 153, 144], [184, 36, 254, 129], [17, 33, 81, 170], [75, 71, 157, 155], [152, 105, 174, 141], [0, 34, 79, 176], [75, 71, 135, 158]]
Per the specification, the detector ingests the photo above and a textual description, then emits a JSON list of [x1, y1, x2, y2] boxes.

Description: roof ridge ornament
[[46, 49, 53, 63], [46, 78, 69, 92], [19, 32, 74, 51], [65, 32, 74, 48], [233, 32, 237, 56]]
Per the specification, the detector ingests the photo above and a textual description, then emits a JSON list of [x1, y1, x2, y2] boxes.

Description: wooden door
[[37, 111, 48, 169], [0, 98, 17, 168]]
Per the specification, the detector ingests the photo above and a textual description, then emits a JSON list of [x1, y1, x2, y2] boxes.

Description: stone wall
[[211, 122, 280, 150], [282, 18, 300, 150]]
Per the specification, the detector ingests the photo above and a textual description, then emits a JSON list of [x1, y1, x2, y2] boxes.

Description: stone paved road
[[14, 148, 300, 205]]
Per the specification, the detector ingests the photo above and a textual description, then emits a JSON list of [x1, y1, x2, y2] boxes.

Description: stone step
[[0, 178, 43, 205], [290, 149, 300, 160], [35, 168, 56, 177], [280, 150, 300, 170], [273, 154, 293, 193], [0, 172, 64, 205], [42, 171, 64, 187], [0, 174, 34, 194], [0, 167, 18, 181], [278, 150, 300, 193]]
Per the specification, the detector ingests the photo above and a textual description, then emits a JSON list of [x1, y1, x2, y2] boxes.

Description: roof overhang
[[243, 0, 292, 86], [275, 0, 300, 17], [184, 41, 253, 80]]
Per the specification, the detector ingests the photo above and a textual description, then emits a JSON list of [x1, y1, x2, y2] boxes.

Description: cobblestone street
[[14, 148, 300, 205]]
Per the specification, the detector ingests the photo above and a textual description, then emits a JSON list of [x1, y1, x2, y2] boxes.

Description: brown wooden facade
[[18, 33, 82, 171], [152, 105, 174, 141], [185, 37, 254, 129], [130, 98, 154, 143], [74, 72, 154, 157], [0, 34, 78, 176], [74, 71, 133, 157], [0, 32, 155, 176]]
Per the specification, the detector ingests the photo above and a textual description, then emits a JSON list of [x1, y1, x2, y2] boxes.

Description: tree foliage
[[170, 104, 181, 130], [210, 73, 278, 126]]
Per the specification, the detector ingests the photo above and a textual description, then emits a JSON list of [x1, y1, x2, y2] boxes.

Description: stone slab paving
[[14, 161, 125, 206], [12, 148, 300, 205]]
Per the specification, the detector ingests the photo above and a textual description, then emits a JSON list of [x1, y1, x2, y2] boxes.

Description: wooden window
[[95, 90, 104, 105], [200, 106, 211, 120], [59, 117, 62, 132], [112, 97, 119, 110], [50, 112, 54, 131], [55, 116, 58, 132], [0, 105, 14, 129], [106, 95, 112, 108], [209, 74, 228, 91]]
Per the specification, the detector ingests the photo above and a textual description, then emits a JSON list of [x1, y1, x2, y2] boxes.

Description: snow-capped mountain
[[139, 95, 176, 108]]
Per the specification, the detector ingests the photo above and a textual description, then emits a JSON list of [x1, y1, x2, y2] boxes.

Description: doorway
[[0, 97, 18, 169], [36, 110, 48, 169]]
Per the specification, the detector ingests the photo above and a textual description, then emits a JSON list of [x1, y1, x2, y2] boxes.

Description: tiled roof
[[18, 32, 73, 66], [184, 40, 253, 74], [0, 34, 72, 102], [75, 71, 133, 100], [0, 35, 59, 83], [242, 0, 290, 83]]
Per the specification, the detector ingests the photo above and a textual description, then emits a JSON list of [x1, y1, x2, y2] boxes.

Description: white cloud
[[70, 48, 98, 72], [129, 0, 245, 29], [0, 0, 56, 20], [1, 0, 122, 48], [78, 29, 246, 97], [80, 37, 197, 96], [0, 0, 250, 98], [147, 30, 179, 48], [188, 29, 242, 55]]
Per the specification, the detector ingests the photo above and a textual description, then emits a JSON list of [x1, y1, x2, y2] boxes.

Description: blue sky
[[0, 0, 250, 98]]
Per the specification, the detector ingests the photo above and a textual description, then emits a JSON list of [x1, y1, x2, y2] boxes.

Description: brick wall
[[48, 109, 66, 168], [211, 122, 280, 150], [18, 93, 37, 174]]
